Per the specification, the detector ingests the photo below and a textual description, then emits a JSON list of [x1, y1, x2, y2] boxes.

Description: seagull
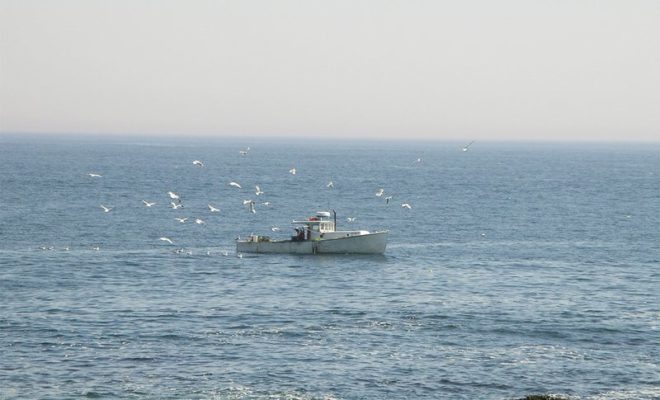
[[159, 237, 174, 245], [87, 173, 102, 178], [462, 141, 475, 152], [347, 217, 356, 222], [239, 147, 250, 156], [208, 204, 220, 212], [168, 191, 181, 202], [175, 217, 188, 223], [375, 188, 384, 197], [385, 196, 392, 205], [327, 181, 334, 188], [229, 181, 242, 189], [255, 185, 264, 196], [261, 201, 271, 206], [192, 160, 204, 167], [195, 218, 205, 224], [244, 199, 256, 213], [289, 167, 296, 175], [170, 202, 183, 209], [92, 246, 100, 251], [221, 251, 229, 256], [142, 200, 156, 207], [271, 226, 280, 232], [237, 253, 243, 258], [100, 204, 112, 213], [413, 157, 422, 164], [401, 203, 412, 209]]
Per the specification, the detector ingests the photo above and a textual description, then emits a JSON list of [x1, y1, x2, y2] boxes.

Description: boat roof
[[292, 211, 334, 225]]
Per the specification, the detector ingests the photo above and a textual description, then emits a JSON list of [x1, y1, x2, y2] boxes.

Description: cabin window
[[312, 225, 319, 231]]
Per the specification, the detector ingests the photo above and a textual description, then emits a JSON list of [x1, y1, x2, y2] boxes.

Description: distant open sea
[[1, 135, 658, 400]]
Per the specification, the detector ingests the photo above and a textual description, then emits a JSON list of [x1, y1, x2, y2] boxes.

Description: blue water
[[1, 136, 659, 400]]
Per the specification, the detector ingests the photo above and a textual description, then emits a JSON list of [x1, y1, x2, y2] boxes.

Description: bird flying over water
[[175, 217, 188, 223], [375, 188, 384, 197], [208, 204, 220, 212], [289, 167, 296, 175], [347, 217, 356, 222], [100, 205, 112, 213], [401, 203, 412, 209], [170, 202, 183, 209], [142, 200, 156, 207], [244, 200, 256, 213], [168, 191, 181, 201], [192, 160, 204, 167], [327, 181, 334, 188], [229, 181, 242, 189], [195, 218, 205, 224], [239, 147, 250, 156], [159, 237, 174, 245], [462, 141, 475, 152], [87, 173, 102, 178], [255, 185, 264, 196]]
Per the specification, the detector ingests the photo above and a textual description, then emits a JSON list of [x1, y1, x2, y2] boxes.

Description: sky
[[1, 0, 659, 141]]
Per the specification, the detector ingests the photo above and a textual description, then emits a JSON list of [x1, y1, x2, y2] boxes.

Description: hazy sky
[[1, 0, 659, 141]]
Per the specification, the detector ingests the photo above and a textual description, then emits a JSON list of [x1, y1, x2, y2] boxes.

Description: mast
[[332, 209, 336, 231]]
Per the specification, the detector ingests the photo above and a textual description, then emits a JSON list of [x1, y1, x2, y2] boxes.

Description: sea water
[[1, 136, 658, 399]]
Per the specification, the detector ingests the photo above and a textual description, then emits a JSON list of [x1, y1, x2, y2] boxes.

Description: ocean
[[1, 136, 658, 399]]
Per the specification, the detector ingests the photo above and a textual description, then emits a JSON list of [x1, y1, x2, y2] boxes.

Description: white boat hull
[[236, 231, 388, 254]]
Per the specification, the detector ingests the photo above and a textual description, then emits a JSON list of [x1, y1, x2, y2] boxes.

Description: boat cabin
[[291, 211, 368, 241]]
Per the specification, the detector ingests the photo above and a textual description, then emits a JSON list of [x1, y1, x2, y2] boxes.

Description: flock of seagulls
[[41, 141, 475, 253]]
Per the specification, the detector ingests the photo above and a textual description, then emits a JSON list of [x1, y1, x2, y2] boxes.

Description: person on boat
[[293, 227, 305, 241]]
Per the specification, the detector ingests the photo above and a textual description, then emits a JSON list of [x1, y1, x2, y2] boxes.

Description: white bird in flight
[[229, 181, 242, 189], [327, 181, 334, 188], [289, 167, 296, 175], [208, 204, 220, 212], [244, 200, 256, 213], [100, 204, 112, 213], [170, 202, 183, 209], [175, 217, 188, 223], [88, 173, 102, 178], [462, 141, 475, 152], [239, 147, 250, 156], [159, 237, 174, 245], [375, 188, 384, 197], [195, 218, 205, 225], [401, 203, 412, 209], [168, 191, 180, 201], [142, 200, 156, 207], [271, 226, 280, 232], [385, 196, 392, 205], [347, 217, 356, 222], [255, 185, 264, 196], [192, 160, 204, 167]]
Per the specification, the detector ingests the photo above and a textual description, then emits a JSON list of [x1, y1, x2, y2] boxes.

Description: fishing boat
[[235, 211, 388, 254]]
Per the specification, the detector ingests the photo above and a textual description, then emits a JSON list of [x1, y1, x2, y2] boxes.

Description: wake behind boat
[[235, 211, 388, 254]]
